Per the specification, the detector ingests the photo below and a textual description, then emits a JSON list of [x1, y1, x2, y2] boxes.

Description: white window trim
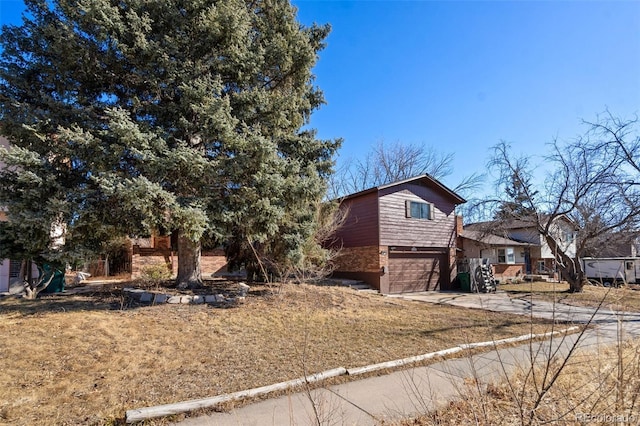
[[497, 247, 516, 264]]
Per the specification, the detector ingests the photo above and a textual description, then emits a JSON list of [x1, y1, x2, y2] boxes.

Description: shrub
[[140, 264, 172, 284]]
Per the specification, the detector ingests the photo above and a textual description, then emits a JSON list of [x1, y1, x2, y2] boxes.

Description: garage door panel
[[389, 253, 444, 293]]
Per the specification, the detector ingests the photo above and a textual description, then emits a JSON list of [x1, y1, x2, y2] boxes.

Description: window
[[563, 230, 575, 243], [405, 201, 434, 220], [497, 247, 515, 264], [9, 260, 21, 278], [537, 260, 546, 272]]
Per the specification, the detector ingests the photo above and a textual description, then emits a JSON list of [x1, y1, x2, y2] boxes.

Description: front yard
[[1, 281, 556, 425], [499, 281, 640, 312]]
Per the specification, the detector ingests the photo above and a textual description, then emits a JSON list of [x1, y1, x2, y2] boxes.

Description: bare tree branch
[[487, 114, 640, 292]]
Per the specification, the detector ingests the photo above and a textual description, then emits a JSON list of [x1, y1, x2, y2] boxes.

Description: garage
[[388, 252, 447, 293]]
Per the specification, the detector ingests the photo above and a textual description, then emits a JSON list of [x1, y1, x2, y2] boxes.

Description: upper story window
[[405, 200, 434, 220], [563, 230, 575, 243]]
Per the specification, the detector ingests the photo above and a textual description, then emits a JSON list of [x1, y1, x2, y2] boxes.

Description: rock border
[[123, 283, 250, 307]]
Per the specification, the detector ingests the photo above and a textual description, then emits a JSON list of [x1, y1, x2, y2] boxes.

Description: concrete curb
[[124, 326, 579, 423], [125, 367, 347, 423]]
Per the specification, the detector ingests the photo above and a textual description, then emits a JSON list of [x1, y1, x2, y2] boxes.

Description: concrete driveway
[[391, 290, 640, 326]]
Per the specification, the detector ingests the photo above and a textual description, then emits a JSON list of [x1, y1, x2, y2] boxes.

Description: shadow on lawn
[[412, 319, 559, 340], [0, 289, 125, 315], [502, 288, 573, 295], [0, 281, 264, 316]]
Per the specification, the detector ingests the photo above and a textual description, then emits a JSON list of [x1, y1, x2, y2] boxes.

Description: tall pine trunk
[[176, 230, 202, 289]]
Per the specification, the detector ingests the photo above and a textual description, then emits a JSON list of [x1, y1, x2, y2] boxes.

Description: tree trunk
[[176, 230, 202, 289], [104, 254, 110, 277], [563, 262, 587, 293], [543, 234, 586, 293]]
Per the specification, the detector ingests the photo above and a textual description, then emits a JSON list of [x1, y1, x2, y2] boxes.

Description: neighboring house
[[458, 227, 530, 280], [462, 216, 578, 281], [330, 175, 466, 294], [1, 136, 41, 292], [584, 231, 639, 258], [1, 136, 12, 292], [130, 233, 229, 280]]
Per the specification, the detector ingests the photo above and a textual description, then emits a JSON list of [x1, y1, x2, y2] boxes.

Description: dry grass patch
[[1, 283, 555, 425], [499, 281, 640, 312], [401, 338, 640, 425]]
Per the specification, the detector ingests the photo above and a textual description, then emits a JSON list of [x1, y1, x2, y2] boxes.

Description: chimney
[[456, 215, 464, 236]]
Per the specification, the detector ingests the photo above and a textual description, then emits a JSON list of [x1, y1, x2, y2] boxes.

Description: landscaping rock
[[140, 292, 153, 303], [167, 296, 182, 304], [9, 281, 26, 296], [238, 282, 250, 296], [154, 294, 168, 304], [123, 285, 247, 308]]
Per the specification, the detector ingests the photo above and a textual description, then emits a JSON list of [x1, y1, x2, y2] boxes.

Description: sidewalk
[[394, 291, 640, 324], [172, 292, 640, 426]]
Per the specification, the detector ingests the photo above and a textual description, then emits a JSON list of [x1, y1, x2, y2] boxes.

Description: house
[[129, 233, 229, 280], [458, 227, 530, 280], [1, 136, 12, 292], [0, 136, 43, 292], [330, 175, 466, 294], [583, 231, 639, 258], [461, 215, 578, 281]]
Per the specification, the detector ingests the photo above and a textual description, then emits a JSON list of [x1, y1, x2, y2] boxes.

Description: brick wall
[[131, 248, 228, 279], [447, 247, 458, 289], [201, 250, 229, 276], [493, 263, 525, 280], [456, 215, 464, 235], [332, 245, 383, 291], [131, 250, 175, 279], [334, 246, 382, 273]]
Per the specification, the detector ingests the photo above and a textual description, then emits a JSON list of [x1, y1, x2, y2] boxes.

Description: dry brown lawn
[[0, 282, 557, 425], [400, 338, 640, 425], [499, 281, 640, 312]]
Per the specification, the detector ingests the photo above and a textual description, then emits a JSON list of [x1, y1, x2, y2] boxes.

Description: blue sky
[[1, 1, 639, 191], [291, 0, 640, 190]]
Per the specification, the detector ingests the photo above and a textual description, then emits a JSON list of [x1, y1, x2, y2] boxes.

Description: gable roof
[[466, 214, 578, 231], [339, 174, 466, 204], [460, 230, 532, 247]]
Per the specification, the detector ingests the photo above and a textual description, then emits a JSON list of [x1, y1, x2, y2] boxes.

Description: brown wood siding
[[388, 252, 446, 293], [379, 184, 457, 248], [333, 192, 379, 248]]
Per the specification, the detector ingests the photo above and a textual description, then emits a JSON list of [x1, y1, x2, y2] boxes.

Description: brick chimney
[[456, 215, 464, 236]]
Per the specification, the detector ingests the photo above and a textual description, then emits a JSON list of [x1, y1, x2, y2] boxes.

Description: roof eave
[[339, 174, 466, 204]]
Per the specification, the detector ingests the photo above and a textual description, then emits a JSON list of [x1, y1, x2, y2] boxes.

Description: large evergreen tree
[[0, 0, 339, 288], [494, 169, 538, 220]]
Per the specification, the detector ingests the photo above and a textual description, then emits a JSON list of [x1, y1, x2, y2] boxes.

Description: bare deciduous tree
[[487, 112, 640, 292], [328, 139, 484, 200]]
